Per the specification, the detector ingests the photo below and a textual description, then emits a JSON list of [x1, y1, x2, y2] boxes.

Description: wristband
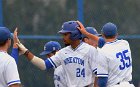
[[24, 50, 30, 56]]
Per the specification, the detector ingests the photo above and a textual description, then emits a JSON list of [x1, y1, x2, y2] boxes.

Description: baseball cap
[[40, 41, 61, 56], [58, 21, 82, 40], [101, 22, 117, 36], [0, 27, 12, 42], [82, 27, 101, 38]]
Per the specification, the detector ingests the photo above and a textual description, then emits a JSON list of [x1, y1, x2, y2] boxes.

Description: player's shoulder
[[117, 39, 130, 47], [58, 45, 71, 52], [0, 52, 14, 60], [60, 42, 95, 50], [0, 52, 15, 64], [119, 39, 129, 43], [55, 46, 72, 55]]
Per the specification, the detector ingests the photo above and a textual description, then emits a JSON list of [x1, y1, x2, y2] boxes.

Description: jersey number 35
[[116, 49, 131, 70]]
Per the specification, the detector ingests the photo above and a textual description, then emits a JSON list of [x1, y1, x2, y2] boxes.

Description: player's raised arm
[[77, 21, 100, 43], [16, 42, 46, 70], [11, 28, 19, 64], [13, 28, 18, 48]]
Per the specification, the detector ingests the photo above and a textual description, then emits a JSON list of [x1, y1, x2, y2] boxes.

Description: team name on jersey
[[64, 57, 84, 66]]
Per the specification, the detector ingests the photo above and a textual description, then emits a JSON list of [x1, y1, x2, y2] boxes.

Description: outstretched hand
[[76, 21, 87, 34], [13, 27, 20, 48]]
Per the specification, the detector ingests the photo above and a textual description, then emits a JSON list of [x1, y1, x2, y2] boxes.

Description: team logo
[[44, 46, 46, 50], [53, 47, 56, 50], [61, 25, 64, 29]]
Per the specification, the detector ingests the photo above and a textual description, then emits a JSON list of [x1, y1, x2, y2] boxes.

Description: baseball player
[[40, 41, 67, 87], [0, 27, 21, 87], [77, 21, 105, 48], [77, 21, 134, 87], [17, 21, 98, 87], [96, 23, 134, 87]]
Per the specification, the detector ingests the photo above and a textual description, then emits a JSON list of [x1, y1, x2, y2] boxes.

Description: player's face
[[84, 38, 97, 48], [62, 33, 71, 45]]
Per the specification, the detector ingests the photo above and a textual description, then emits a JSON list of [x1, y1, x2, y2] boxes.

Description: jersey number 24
[[76, 68, 85, 77], [116, 49, 131, 70]]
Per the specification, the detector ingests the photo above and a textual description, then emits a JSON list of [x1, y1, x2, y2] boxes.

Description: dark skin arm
[[9, 84, 21, 87], [94, 77, 99, 87]]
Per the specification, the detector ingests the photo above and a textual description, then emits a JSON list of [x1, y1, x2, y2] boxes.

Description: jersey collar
[[0, 50, 7, 53], [105, 39, 118, 44], [70, 40, 83, 51]]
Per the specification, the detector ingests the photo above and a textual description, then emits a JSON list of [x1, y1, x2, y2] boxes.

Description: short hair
[[0, 40, 7, 47]]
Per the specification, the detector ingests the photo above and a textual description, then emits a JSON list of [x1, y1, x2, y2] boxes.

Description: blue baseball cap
[[40, 41, 61, 55], [101, 22, 117, 36], [82, 27, 100, 38], [0, 27, 12, 42]]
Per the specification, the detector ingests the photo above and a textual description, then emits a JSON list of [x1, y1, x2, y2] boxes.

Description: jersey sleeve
[[97, 51, 109, 77], [98, 37, 105, 48], [11, 48, 19, 64], [4, 58, 21, 86], [46, 51, 61, 68]]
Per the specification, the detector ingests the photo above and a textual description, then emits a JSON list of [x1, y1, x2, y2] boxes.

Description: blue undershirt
[[11, 48, 19, 64], [98, 37, 105, 48], [98, 77, 108, 87]]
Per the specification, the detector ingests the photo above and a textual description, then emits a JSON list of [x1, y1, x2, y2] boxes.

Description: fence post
[[77, 0, 84, 24], [0, 0, 3, 26]]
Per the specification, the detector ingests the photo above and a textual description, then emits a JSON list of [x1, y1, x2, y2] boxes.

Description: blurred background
[[1, 0, 140, 87]]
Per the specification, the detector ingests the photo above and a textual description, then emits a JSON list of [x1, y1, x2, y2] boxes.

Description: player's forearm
[[94, 77, 99, 87], [9, 84, 21, 87], [85, 32, 99, 42], [24, 50, 46, 70], [24, 50, 34, 61]]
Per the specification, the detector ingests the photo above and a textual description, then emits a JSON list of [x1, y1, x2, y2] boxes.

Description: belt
[[117, 81, 133, 84]]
